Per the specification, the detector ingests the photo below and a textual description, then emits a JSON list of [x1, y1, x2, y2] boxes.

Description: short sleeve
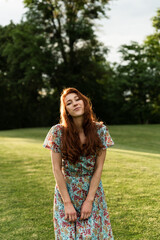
[[43, 124, 62, 152], [97, 124, 114, 149]]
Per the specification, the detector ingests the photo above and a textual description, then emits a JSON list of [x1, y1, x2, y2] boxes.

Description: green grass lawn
[[0, 124, 160, 240]]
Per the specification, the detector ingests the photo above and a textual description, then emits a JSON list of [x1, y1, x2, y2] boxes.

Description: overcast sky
[[0, 0, 159, 62]]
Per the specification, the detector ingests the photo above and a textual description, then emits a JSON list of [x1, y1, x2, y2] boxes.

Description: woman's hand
[[80, 199, 93, 220], [64, 202, 77, 222]]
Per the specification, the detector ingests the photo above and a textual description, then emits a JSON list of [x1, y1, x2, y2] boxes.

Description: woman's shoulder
[[52, 123, 63, 129], [95, 121, 107, 130], [50, 123, 63, 135]]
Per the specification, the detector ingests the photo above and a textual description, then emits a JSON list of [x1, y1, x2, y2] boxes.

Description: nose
[[73, 101, 78, 106]]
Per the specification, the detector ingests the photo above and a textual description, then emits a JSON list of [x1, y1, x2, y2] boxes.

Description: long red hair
[[60, 87, 104, 164]]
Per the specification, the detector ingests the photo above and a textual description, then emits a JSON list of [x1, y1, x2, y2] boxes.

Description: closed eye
[[67, 98, 80, 105]]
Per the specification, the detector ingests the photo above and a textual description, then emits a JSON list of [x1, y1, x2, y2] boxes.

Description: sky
[[0, 0, 159, 63]]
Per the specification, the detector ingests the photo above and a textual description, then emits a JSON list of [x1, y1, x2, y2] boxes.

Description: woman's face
[[65, 93, 84, 118]]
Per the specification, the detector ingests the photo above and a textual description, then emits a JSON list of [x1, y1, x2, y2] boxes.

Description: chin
[[73, 112, 84, 117]]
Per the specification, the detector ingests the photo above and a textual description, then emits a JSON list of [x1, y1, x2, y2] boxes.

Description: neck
[[72, 116, 84, 132]]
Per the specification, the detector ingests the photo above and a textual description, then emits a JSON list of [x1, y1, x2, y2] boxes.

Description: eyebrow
[[66, 95, 79, 103]]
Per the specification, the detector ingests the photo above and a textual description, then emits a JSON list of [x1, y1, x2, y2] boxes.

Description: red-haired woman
[[43, 87, 115, 239]]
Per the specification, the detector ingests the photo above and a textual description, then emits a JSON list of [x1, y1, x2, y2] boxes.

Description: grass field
[[0, 124, 160, 240]]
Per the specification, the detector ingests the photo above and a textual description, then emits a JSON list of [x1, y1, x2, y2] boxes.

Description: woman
[[43, 87, 115, 239]]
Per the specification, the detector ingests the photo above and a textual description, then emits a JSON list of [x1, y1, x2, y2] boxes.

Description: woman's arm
[[86, 149, 106, 201], [51, 150, 77, 222], [80, 149, 106, 220]]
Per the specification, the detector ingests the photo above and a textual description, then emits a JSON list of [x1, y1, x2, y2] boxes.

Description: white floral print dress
[[43, 122, 115, 240]]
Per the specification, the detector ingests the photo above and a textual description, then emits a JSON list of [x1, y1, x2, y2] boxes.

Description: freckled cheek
[[68, 106, 74, 113], [66, 106, 71, 114], [80, 100, 84, 108], [81, 102, 84, 111]]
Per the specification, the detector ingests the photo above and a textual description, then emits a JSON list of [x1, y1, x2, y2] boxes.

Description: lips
[[74, 107, 81, 111]]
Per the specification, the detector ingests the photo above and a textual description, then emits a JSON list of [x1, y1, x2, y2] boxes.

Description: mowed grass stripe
[[102, 149, 160, 240], [1, 138, 55, 240]]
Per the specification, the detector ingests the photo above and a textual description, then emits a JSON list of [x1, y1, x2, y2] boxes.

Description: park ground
[[0, 124, 160, 240]]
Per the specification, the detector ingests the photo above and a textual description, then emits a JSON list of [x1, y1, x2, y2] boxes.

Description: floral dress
[[43, 122, 115, 240]]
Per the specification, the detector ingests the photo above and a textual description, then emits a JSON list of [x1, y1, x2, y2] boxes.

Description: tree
[[0, 20, 59, 129], [114, 42, 153, 124], [112, 9, 160, 124], [143, 8, 160, 123], [23, 0, 113, 123]]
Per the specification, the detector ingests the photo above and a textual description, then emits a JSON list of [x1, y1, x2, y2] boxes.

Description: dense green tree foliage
[[0, 0, 114, 129], [114, 42, 152, 124], [0, 2, 160, 129], [112, 9, 160, 124], [23, 0, 113, 121], [0, 20, 58, 128], [143, 9, 160, 123]]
